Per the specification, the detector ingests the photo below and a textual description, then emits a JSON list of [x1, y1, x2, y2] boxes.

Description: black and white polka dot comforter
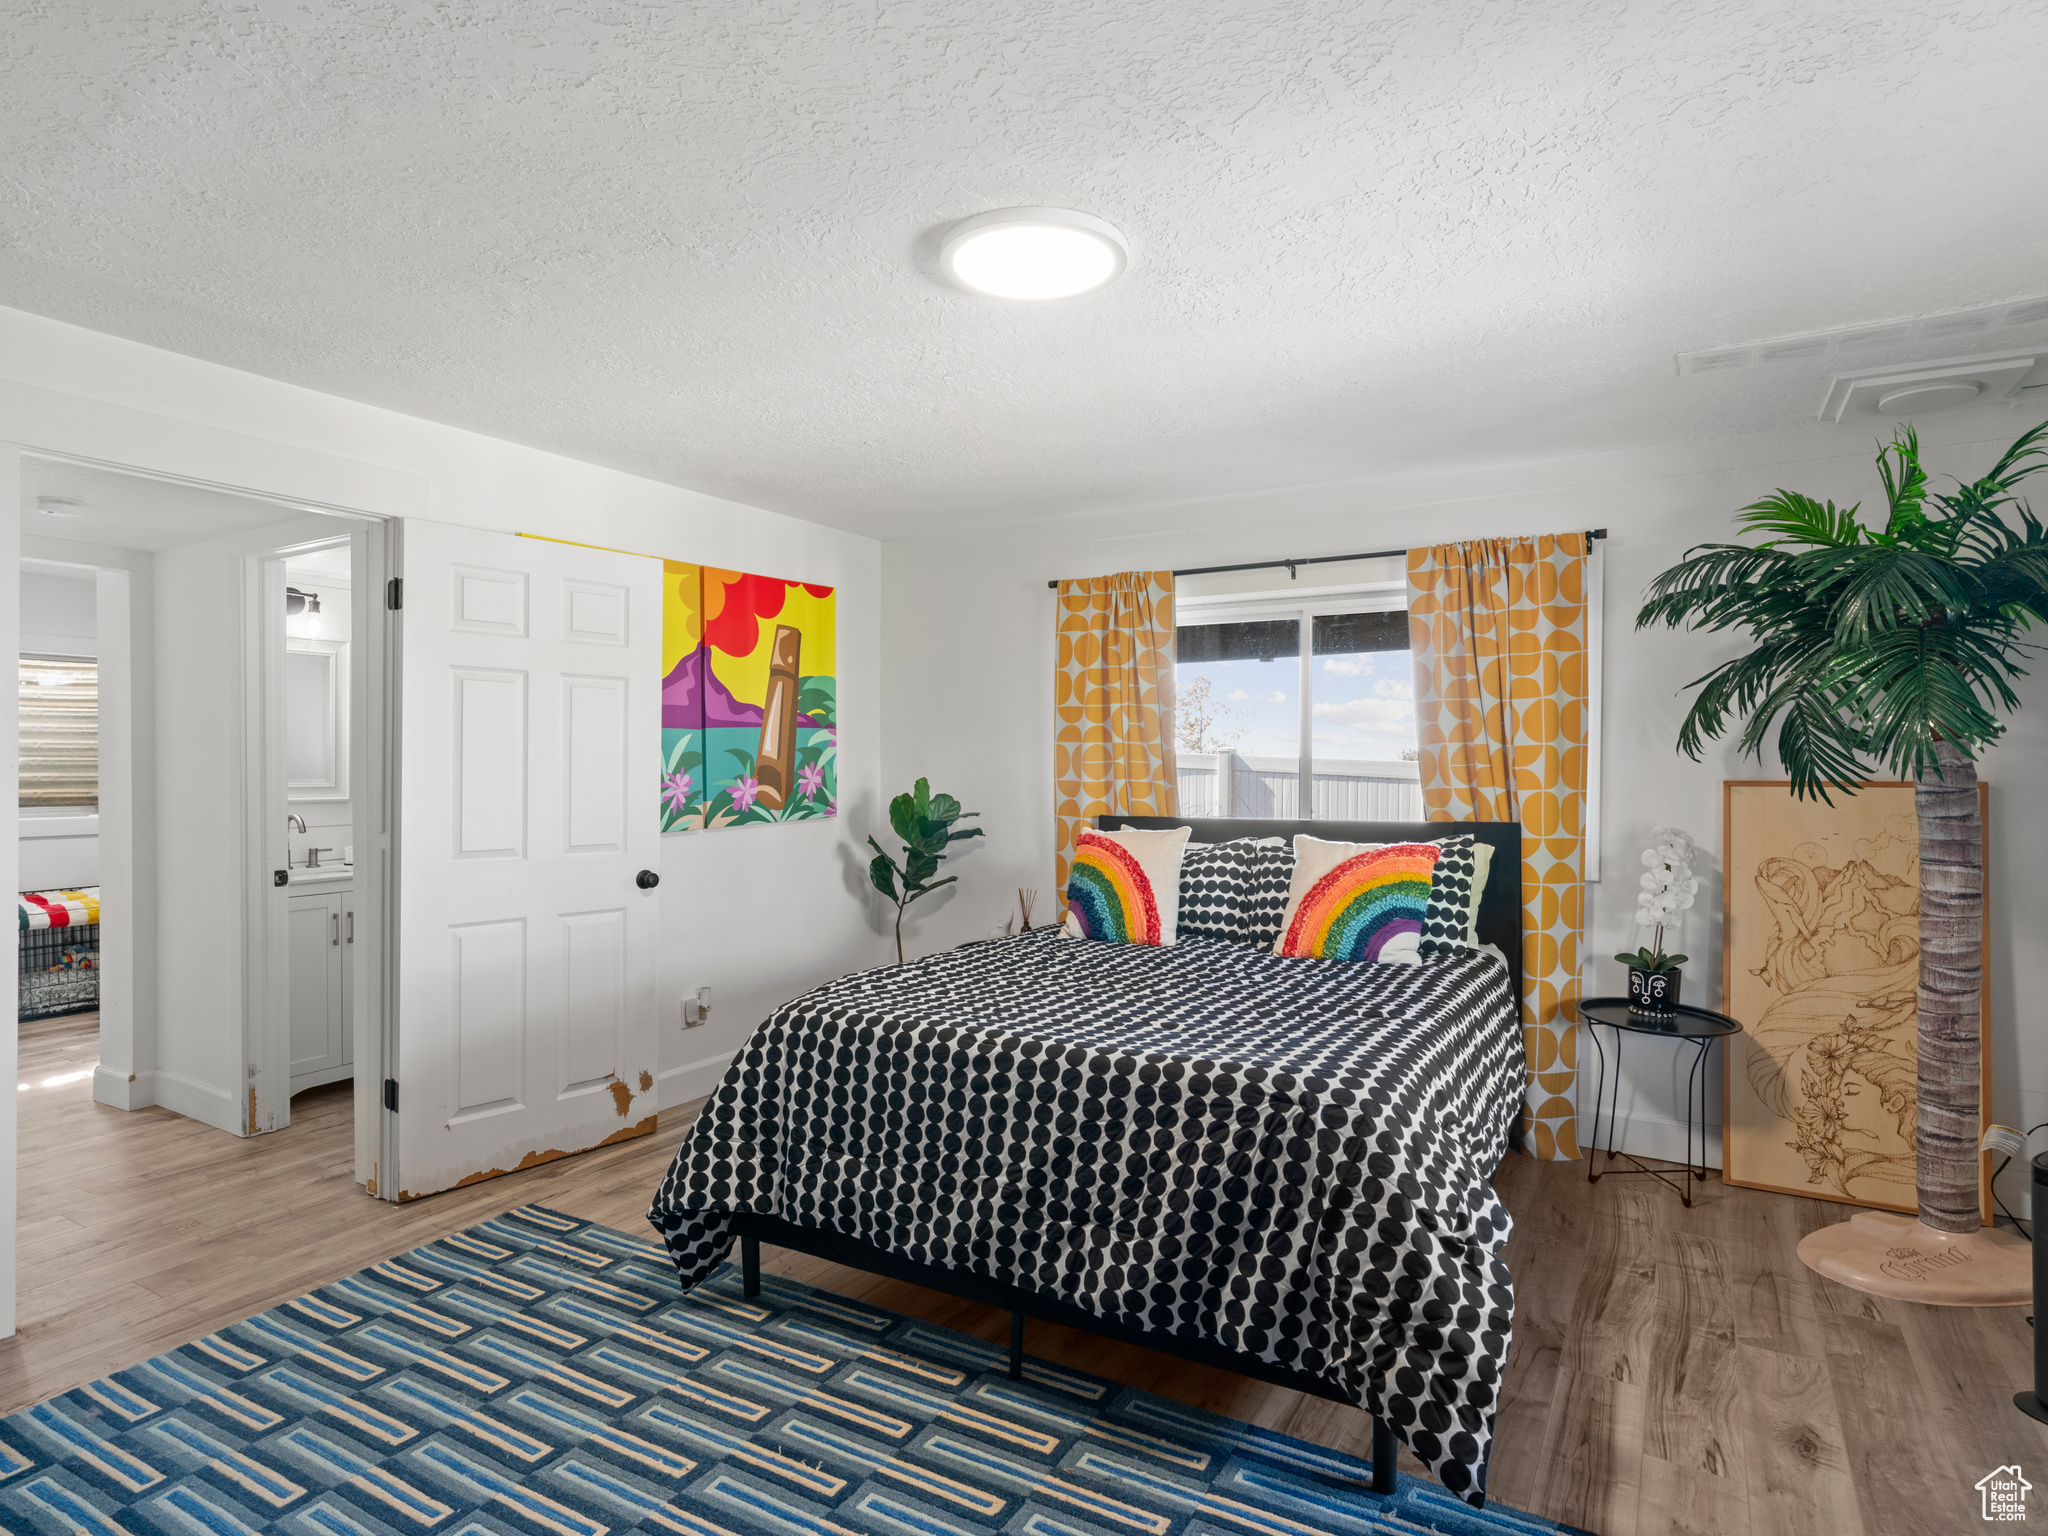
[[647, 929, 1522, 1502]]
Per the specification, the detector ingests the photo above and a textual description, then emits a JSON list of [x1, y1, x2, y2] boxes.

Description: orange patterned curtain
[[1407, 534, 1590, 1161], [1053, 571, 1179, 888]]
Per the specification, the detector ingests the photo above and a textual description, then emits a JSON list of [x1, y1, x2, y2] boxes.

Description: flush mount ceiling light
[[939, 208, 1128, 300]]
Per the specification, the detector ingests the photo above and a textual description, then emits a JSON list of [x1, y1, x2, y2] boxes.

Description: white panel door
[[395, 522, 662, 1198]]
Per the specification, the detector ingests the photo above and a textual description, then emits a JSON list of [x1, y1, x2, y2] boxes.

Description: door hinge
[[383, 1078, 399, 1112], [386, 578, 403, 610]]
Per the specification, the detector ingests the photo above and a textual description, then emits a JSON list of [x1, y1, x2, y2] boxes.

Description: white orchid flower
[[1625, 827, 1698, 969]]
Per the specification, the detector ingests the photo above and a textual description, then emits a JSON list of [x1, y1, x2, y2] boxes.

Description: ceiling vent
[[1818, 351, 2041, 422], [1678, 297, 2048, 377]]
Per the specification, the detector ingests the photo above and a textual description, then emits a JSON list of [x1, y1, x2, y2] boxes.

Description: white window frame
[[1177, 579, 1409, 813], [1177, 550, 1604, 875], [1584, 540, 1604, 883]]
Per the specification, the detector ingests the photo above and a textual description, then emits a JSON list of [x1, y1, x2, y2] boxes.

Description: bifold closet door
[[392, 521, 662, 1199]]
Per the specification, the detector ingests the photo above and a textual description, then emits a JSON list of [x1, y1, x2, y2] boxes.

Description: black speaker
[[2015, 1152, 2048, 1425]]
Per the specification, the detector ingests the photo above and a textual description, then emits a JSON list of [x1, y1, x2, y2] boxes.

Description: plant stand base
[[1797, 1210, 2030, 1306]]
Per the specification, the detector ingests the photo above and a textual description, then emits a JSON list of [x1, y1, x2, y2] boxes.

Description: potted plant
[[867, 778, 983, 963], [1636, 420, 2048, 1301], [1615, 828, 1696, 1016]]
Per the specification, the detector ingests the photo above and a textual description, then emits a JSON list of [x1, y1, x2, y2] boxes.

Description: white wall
[[20, 568, 95, 655], [18, 820, 97, 892], [0, 303, 887, 1177], [881, 406, 2048, 1211]]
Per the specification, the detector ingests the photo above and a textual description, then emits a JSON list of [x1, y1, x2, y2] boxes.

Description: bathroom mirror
[[285, 637, 349, 801]]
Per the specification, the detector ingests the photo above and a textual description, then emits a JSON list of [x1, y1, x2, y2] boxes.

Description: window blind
[[18, 656, 99, 808]]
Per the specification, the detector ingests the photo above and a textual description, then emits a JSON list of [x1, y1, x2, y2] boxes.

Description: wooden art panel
[[1723, 780, 1989, 1218]]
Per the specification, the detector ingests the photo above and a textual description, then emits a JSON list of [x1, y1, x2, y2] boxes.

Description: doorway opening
[[16, 454, 394, 1193]]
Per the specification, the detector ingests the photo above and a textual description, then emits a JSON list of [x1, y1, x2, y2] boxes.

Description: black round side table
[[1578, 997, 1744, 1208]]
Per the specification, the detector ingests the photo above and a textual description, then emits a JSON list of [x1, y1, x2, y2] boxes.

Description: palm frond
[[1636, 545, 1806, 631], [1973, 419, 2048, 500], [1636, 420, 2048, 798], [1735, 491, 1865, 548], [1828, 546, 1976, 642], [1772, 687, 1874, 803], [1876, 425, 1928, 540]]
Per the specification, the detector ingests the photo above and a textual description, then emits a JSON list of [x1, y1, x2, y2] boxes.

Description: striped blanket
[[18, 888, 100, 930]]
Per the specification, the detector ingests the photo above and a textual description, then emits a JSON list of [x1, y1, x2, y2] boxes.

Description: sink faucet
[[287, 814, 307, 834]]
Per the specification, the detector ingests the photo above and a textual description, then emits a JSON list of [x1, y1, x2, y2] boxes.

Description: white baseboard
[[658, 1052, 733, 1116], [92, 1066, 156, 1111], [151, 1068, 242, 1134], [1583, 1105, 1723, 1170]]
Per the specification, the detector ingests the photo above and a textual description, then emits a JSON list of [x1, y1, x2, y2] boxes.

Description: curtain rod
[[1046, 528, 1608, 589]]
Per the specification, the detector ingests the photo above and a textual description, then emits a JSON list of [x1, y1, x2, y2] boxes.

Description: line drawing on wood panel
[[1725, 782, 1925, 1209]]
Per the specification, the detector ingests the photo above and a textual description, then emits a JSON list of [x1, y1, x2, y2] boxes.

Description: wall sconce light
[[285, 586, 323, 636]]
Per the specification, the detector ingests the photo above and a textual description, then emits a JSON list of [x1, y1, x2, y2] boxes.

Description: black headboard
[[1100, 814, 1523, 1007]]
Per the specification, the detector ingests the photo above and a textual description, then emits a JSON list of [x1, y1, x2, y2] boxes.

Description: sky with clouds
[[1178, 646, 1416, 763]]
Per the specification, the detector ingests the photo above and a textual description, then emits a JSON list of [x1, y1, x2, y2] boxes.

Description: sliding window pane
[[1308, 610, 1420, 819], [1174, 618, 1300, 817]]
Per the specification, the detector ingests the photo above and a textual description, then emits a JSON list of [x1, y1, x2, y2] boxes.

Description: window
[[1174, 582, 1419, 820], [19, 655, 99, 808]]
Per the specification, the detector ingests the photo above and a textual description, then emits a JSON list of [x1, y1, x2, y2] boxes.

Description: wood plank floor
[[6, 1011, 2039, 1533]]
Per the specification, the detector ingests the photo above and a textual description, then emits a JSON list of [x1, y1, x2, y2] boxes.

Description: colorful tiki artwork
[[660, 563, 837, 832]]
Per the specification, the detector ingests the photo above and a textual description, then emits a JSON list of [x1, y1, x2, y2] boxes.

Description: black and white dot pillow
[[1177, 837, 1293, 948], [1419, 833, 1483, 958]]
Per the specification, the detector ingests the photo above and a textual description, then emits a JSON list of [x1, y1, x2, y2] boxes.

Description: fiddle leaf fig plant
[[868, 778, 984, 963]]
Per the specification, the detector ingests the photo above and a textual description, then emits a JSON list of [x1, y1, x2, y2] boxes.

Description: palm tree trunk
[[1916, 738, 1982, 1234]]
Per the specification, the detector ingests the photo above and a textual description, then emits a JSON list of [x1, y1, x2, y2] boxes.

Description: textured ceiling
[[6, 2, 2048, 539]]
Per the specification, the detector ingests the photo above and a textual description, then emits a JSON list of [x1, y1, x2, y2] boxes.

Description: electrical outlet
[[682, 987, 713, 1028]]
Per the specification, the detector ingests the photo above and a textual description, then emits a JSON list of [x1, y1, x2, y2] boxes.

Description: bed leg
[[1370, 1415, 1397, 1495], [1008, 1310, 1026, 1380], [740, 1234, 760, 1298]]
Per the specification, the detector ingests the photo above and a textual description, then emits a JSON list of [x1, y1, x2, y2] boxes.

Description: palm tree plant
[[1638, 421, 2048, 1291]]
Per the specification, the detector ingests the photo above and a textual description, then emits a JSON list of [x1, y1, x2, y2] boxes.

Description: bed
[[648, 815, 1526, 1505], [17, 887, 102, 1022]]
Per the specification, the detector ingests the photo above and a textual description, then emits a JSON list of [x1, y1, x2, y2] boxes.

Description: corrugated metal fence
[[1177, 752, 1423, 821]]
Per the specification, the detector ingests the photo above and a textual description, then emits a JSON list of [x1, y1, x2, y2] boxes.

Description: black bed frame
[[733, 813, 1524, 1504]]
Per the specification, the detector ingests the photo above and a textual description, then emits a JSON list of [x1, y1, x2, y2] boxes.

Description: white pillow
[[1465, 840, 1495, 946], [1377, 930, 1424, 966], [1062, 825, 1195, 946]]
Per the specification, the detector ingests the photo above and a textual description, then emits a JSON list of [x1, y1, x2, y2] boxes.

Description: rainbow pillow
[[1274, 839, 1441, 963], [1062, 825, 1192, 946]]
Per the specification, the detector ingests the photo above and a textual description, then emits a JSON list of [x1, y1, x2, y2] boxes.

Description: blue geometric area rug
[[0, 1205, 1589, 1536]]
